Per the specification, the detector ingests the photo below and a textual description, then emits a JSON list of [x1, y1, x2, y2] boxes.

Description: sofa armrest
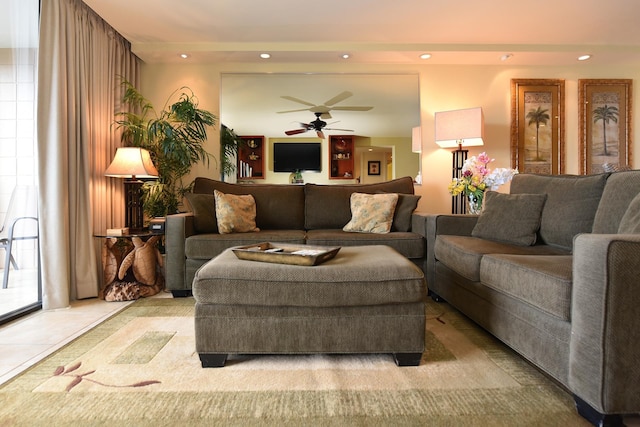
[[569, 233, 640, 414], [418, 214, 478, 294], [165, 213, 195, 291]]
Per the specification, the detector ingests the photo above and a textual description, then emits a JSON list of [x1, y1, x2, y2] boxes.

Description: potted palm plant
[[115, 80, 217, 218]]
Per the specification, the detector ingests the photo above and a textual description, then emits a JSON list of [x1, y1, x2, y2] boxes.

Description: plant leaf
[[65, 376, 82, 392], [65, 362, 82, 374], [131, 380, 161, 387]]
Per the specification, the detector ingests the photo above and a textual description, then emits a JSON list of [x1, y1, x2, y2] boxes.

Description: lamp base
[[124, 180, 144, 230], [452, 149, 468, 214]]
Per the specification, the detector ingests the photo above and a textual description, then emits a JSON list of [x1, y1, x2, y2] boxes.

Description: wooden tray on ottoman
[[232, 242, 341, 266]]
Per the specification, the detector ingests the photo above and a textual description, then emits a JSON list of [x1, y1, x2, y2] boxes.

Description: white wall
[[140, 62, 640, 214]]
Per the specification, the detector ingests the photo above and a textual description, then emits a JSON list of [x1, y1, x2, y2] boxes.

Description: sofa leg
[[171, 289, 192, 298], [574, 395, 623, 427], [199, 353, 227, 368], [429, 290, 445, 303], [393, 352, 422, 366]]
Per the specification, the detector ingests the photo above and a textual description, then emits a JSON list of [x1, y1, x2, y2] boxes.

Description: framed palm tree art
[[510, 79, 565, 174], [578, 79, 633, 175]]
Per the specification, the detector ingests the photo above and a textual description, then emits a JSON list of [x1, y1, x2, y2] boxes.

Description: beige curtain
[[37, 0, 141, 309]]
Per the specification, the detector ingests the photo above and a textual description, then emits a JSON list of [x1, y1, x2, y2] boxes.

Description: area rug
[[0, 297, 590, 426]]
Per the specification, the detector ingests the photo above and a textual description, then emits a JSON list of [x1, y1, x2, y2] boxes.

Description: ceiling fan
[[285, 112, 353, 139], [278, 91, 373, 119]]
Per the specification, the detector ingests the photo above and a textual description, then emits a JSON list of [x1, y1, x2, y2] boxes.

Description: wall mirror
[[220, 73, 420, 183]]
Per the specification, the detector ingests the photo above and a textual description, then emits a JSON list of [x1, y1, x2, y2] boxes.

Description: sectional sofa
[[165, 176, 425, 296], [425, 171, 640, 426]]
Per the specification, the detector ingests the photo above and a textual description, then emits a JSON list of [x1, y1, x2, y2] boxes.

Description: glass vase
[[467, 193, 483, 215]]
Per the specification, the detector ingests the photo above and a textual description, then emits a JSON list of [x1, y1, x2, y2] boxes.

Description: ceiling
[[81, 0, 640, 66], [81, 0, 640, 139]]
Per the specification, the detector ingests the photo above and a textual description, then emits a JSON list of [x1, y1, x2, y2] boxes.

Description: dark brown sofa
[[165, 176, 426, 296]]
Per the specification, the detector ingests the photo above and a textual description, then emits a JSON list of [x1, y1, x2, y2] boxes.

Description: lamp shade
[[105, 147, 159, 179], [434, 107, 484, 148]]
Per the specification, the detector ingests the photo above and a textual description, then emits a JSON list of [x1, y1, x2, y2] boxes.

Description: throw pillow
[[213, 190, 260, 234], [618, 192, 640, 234], [378, 192, 421, 232], [343, 192, 398, 234], [472, 191, 547, 246], [184, 193, 217, 234]]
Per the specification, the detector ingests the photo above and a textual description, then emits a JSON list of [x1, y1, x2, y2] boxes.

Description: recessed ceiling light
[[260, 53, 271, 59], [341, 54, 350, 59], [500, 53, 513, 61], [578, 54, 592, 61], [179, 53, 189, 59], [419, 53, 432, 60]]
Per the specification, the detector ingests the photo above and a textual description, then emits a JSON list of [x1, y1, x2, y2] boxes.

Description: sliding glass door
[[0, 0, 41, 323]]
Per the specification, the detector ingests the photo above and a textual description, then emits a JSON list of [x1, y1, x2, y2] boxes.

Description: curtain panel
[[37, 0, 141, 309]]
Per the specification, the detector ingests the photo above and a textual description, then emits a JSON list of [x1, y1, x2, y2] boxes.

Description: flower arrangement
[[447, 152, 519, 213]]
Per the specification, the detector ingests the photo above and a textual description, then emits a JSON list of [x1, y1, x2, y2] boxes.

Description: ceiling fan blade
[[324, 128, 354, 132], [281, 96, 315, 107], [316, 130, 325, 139], [285, 129, 308, 136], [324, 91, 352, 106], [331, 106, 374, 111], [277, 108, 311, 114]]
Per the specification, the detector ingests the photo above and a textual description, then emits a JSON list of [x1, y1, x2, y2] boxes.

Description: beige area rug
[[0, 298, 590, 426]]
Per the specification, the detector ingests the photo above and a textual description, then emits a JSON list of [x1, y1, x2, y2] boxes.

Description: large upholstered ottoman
[[192, 245, 427, 367]]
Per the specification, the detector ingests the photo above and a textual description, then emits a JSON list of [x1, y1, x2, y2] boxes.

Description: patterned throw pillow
[[213, 190, 260, 234], [343, 192, 399, 234]]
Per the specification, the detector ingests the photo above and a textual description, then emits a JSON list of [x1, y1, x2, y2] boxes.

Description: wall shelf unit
[[329, 135, 354, 179], [237, 135, 264, 180]]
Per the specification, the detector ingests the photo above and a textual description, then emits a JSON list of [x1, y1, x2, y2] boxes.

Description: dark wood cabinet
[[329, 135, 354, 179], [237, 135, 264, 180]]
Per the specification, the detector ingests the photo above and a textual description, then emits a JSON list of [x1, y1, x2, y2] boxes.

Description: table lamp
[[435, 107, 484, 214], [105, 147, 159, 231]]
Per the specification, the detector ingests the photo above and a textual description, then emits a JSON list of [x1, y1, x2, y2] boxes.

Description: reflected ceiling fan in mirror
[[278, 91, 373, 119], [285, 112, 354, 139]]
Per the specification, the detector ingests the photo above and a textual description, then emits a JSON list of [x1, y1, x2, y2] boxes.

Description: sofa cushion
[[392, 194, 422, 232], [480, 254, 573, 321], [510, 173, 608, 250], [306, 229, 425, 259], [185, 230, 306, 260], [343, 192, 398, 234], [472, 191, 546, 246], [214, 190, 260, 234], [192, 178, 305, 230], [593, 170, 640, 233], [618, 192, 640, 234], [184, 193, 217, 234], [304, 176, 415, 230], [434, 235, 570, 282]]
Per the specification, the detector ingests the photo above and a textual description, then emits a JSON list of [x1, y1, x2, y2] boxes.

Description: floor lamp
[[105, 147, 159, 231], [434, 107, 485, 214]]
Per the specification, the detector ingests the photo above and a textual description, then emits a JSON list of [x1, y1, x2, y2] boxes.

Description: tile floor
[[0, 293, 141, 385]]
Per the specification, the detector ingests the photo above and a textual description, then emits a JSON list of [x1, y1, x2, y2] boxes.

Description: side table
[[95, 231, 164, 301]]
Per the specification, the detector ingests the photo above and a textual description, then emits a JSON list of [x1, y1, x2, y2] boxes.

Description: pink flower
[[477, 152, 491, 165]]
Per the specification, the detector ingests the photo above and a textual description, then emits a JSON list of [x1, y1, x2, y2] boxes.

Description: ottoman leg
[[393, 352, 422, 366], [199, 353, 228, 368]]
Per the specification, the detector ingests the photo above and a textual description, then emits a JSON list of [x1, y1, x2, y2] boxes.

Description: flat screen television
[[273, 142, 322, 173]]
